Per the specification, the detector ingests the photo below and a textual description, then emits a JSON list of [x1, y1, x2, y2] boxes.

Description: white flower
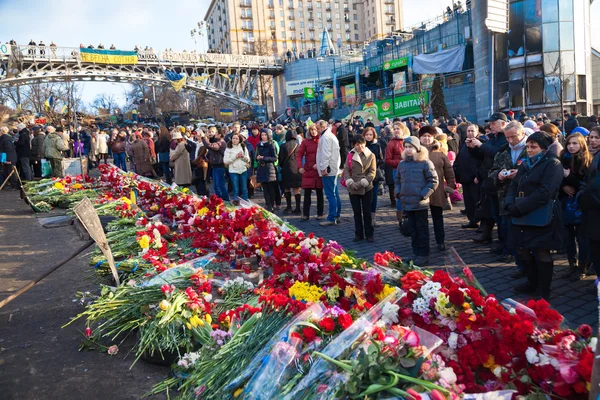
[[412, 298, 430, 316], [420, 281, 442, 302], [538, 353, 551, 366], [492, 366, 503, 378], [525, 347, 540, 364], [550, 357, 560, 368], [589, 337, 598, 352], [203, 293, 213, 302], [448, 332, 459, 349], [276, 238, 284, 247], [438, 367, 457, 384], [381, 302, 400, 325]]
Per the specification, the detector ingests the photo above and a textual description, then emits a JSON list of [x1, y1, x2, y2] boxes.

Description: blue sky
[[1, 0, 599, 109]]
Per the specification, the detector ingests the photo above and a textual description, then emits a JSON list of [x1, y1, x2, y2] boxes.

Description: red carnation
[[337, 313, 353, 330], [578, 324, 593, 338], [319, 317, 336, 332], [302, 326, 317, 342], [448, 288, 465, 306]]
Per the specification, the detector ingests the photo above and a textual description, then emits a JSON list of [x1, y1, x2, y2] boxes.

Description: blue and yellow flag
[[80, 48, 138, 65], [44, 95, 54, 111], [165, 70, 186, 92], [61, 104, 67, 114]]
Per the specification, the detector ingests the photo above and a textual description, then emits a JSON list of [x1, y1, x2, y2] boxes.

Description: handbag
[[562, 196, 582, 225], [511, 200, 555, 227], [400, 216, 411, 237], [249, 174, 261, 189]]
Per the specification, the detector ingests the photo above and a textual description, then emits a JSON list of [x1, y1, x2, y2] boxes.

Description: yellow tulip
[[205, 314, 212, 325], [159, 300, 170, 311]]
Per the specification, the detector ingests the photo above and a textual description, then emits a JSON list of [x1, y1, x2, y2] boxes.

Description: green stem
[[313, 351, 353, 373], [389, 371, 451, 395]]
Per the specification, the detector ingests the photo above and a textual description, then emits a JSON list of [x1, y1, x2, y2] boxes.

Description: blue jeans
[[212, 167, 230, 201], [393, 170, 403, 211], [113, 152, 127, 172], [160, 161, 172, 184], [230, 171, 248, 201], [322, 175, 341, 222]]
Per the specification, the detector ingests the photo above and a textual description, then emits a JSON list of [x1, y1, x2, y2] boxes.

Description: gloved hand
[[345, 179, 354, 188], [360, 178, 369, 187], [351, 181, 362, 191]]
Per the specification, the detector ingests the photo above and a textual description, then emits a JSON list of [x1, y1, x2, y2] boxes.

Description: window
[[283, 41, 287, 48], [578, 75, 587, 99], [300, 21, 304, 27], [289, 0, 294, 8], [298, 0, 302, 5], [353, 14, 357, 20], [336, 23, 340, 29], [367, 10, 369, 16], [318, 22, 323, 28], [354, 23, 358, 29], [308, 21, 314, 28], [317, 1, 321, 7], [298, 10, 303, 17], [241, 8, 253, 17], [352, 3, 357, 10], [327, 22, 332, 29], [279, 0, 284, 5], [345, 23, 349, 29], [525, 26, 542, 53], [355, 33, 359, 40], [317, 11, 322, 18], [309, 32, 315, 39], [336, 12, 340, 19], [281, 31, 286, 38], [334, 2, 339, 7], [280, 10, 284, 16], [346, 33, 350, 40], [290, 22, 295, 29], [281, 20, 285, 27], [560, 22, 574, 50], [542, 23, 559, 52], [559, 0, 573, 21], [326, 12, 331, 19], [542, 0, 558, 22]]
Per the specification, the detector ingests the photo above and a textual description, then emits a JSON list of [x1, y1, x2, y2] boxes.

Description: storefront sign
[[285, 77, 329, 96], [361, 92, 429, 120], [382, 56, 409, 71]]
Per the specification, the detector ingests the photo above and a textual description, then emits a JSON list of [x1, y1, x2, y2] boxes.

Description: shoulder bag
[[511, 199, 555, 227]]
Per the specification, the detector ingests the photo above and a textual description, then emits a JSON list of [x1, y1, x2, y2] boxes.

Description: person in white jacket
[[223, 133, 251, 204], [315, 120, 341, 225]]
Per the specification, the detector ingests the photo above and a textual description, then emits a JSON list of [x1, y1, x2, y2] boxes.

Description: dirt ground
[[0, 189, 168, 399]]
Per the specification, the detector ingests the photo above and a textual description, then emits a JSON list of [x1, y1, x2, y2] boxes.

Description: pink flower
[[406, 389, 422, 400], [559, 364, 579, 384], [403, 330, 420, 347], [85, 327, 92, 337], [107, 345, 119, 355], [429, 389, 447, 400]]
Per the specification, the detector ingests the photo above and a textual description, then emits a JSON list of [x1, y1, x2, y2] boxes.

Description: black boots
[[284, 192, 293, 213], [537, 260, 554, 300], [294, 194, 301, 214], [472, 220, 493, 244], [561, 259, 578, 279]]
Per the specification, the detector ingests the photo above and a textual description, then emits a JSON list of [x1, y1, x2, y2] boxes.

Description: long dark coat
[[580, 152, 600, 240], [278, 139, 302, 188], [505, 152, 564, 250], [255, 141, 277, 183]]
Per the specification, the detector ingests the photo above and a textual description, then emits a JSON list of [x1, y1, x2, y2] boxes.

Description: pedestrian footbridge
[[0, 45, 284, 106]]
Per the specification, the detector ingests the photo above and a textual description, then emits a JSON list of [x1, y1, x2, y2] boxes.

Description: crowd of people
[[1, 110, 599, 300]]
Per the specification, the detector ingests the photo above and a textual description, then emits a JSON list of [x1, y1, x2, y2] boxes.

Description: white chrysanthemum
[[412, 298, 430, 316], [589, 337, 598, 352], [381, 302, 400, 325], [492, 366, 503, 378], [525, 347, 540, 364], [448, 332, 459, 349], [420, 281, 442, 302], [439, 367, 457, 384]]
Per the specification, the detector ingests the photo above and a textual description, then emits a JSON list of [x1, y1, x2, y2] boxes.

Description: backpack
[[340, 152, 353, 187]]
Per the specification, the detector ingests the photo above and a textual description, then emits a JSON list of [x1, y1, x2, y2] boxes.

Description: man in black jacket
[[564, 112, 579, 135], [466, 112, 508, 244], [334, 120, 349, 169], [16, 123, 33, 181], [0, 126, 19, 187], [30, 126, 45, 178]]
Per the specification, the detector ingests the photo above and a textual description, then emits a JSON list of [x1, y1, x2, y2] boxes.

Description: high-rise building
[[204, 0, 404, 56]]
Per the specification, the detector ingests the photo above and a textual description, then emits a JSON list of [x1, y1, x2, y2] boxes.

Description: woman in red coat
[[385, 121, 410, 228], [296, 124, 324, 220]]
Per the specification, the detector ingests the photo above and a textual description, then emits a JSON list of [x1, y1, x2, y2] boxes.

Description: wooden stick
[[0, 168, 15, 191], [0, 240, 94, 310]]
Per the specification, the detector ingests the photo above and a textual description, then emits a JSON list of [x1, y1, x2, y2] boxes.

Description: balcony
[[326, 6, 331, 10], [346, 29, 351, 32], [288, 15, 295, 19], [241, 14, 253, 19], [240, 1, 252, 6], [386, 20, 395, 25], [385, 0, 393, 3], [309, 27, 314, 30], [242, 26, 254, 31], [307, 4, 313, 9], [268, 3, 274, 7], [385, 11, 394, 15], [308, 16, 313, 20], [270, 25, 276, 30], [288, 5, 294, 9], [268, 14, 275, 18], [326, 17, 332, 21]]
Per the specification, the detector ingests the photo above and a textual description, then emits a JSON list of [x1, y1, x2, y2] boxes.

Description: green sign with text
[[362, 92, 429, 120], [304, 87, 315, 99], [382, 56, 409, 71]]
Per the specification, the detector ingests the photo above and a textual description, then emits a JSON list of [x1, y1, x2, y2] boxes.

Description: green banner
[[304, 87, 315, 99], [361, 92, 429, 120], [382, 56, 409, 71]]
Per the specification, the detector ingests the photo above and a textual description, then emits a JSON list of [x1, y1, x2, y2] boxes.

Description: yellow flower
[[198, 207, 209, 217], [120, 196, 132, 205], [288, 281, 325, 303], [72, 183, 82, 189], [53, 182, 64, 190], [376, 284, 397, 301], [186, 323, 192, 330], [233, 388, 243, 398], [435, 293, 459, 318], [189, 315, 202, 328], [150, 204, 159, 211], [326, 286, 340, 303], [205, 314, 212, 325], [483, 355, 496, 369], [463, 302, 471, 309], [332, 256, 342, 264], [138, 235, 150, 249], [182, 187, 189, 193], [244, 224, 254, 235], [159, 300, 170, 311]]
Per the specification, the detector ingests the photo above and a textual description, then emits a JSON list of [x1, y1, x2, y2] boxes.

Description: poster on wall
[[393, 72, 406, 95], [344, 84, 356, 104], [323, 88, 334, 108]]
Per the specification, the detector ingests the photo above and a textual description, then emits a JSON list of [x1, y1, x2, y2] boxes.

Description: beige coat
[[170, 141, 192, 185], [343, 147, 376, 196]]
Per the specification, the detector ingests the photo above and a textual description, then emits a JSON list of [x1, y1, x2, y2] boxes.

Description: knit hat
[[418, 125, 438, 137], [526, 131, 553, 150], [523, 119, 539, 132], [571, 127, 590, 137], [404, 136, 422, 152]]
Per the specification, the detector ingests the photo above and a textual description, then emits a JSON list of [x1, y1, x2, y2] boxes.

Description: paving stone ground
[[246, 185, 598, 329]]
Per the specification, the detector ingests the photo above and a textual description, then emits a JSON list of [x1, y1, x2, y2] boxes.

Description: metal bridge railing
[[0, 45, 283, 69]]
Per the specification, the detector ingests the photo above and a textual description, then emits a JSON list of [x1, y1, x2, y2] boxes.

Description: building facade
[[204, 0, 404, 57]]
